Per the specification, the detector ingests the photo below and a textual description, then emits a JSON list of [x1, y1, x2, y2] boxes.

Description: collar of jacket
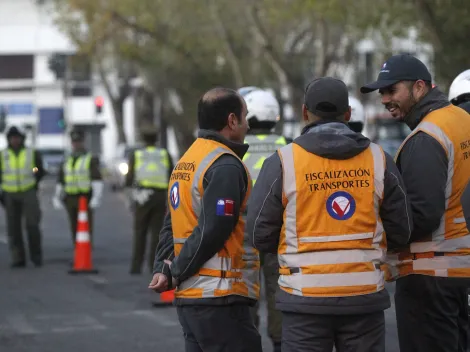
[[70, 149, 88, 158], [246, 128, 273, 135], [404, 88, 450, 130], [8, 145, 26, 155], [301, 119, 349, 135], [198, 129, 249, 159]]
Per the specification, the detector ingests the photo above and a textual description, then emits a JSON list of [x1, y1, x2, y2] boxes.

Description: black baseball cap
[[361, 54, 432, 94], [304, 77, 349, 119]]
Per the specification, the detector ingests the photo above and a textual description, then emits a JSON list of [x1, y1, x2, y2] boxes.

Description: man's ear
[[227, 113, 237, 130], [414, 80, 428, 100], [344, 107, 351, 122], [302, 104, 309, 122]]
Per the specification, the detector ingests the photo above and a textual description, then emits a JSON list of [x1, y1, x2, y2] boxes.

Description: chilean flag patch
[[216, 199, 234, 216]]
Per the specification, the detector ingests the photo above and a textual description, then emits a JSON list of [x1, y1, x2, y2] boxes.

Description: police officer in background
[[149, 87, 262, 351], [247, 77, 412, 352], [238, 86, 289, 352], [1, 125, 45, 268], [125, 125, 173, 275], [448, 69, 470, 114], [348, 95, 367, 133], [361, 54, 470, 352], [52, 129, 103, 246]]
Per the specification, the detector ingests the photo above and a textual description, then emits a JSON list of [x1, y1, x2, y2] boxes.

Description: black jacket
[[153, 129, 254, 306], [396, 88, 452, 242]]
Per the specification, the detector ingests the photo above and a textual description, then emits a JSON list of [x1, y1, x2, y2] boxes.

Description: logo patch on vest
[[216, 199, 234, 216], [326, 191, 356, 220], [170, 182, 180, 210]]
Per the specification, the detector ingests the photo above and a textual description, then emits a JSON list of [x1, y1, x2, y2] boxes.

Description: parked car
[[368, 116, 411, 156], [108, 144, 142, 191]]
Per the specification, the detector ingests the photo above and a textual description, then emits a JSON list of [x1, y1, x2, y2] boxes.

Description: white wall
[[0, 0, 124, 161]]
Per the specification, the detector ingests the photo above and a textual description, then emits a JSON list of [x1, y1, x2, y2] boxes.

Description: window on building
[[38, 107, 65, 134], [0, 55, 34, 79], [68, 54, 92, 96]]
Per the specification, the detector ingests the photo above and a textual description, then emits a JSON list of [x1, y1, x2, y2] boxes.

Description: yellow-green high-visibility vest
[[243, 134, 287, 185], [64, 153, 92, 195], [1, 148, 36, 192], [134, 147, 170, 189]]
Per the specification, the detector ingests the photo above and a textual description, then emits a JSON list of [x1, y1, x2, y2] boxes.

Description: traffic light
[[56, 109, 66, 131], [95, 96, 104, 114]]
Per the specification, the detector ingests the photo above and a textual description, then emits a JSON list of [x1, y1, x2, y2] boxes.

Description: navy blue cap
[[360, 54, 432, 94]]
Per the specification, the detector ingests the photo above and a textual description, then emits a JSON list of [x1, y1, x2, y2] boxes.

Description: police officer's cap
[[140, 125, 158, 137], [6, 125, 26, 138], [70, 129, 85, 142]]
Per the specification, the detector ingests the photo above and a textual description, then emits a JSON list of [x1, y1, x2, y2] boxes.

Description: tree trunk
[[112, 100, 127, 144]]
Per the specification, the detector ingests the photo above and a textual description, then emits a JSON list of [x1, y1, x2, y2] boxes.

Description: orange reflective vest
[[277, 142, 387, 297], [387, 105, 470, 280], [168, 138, 260, 300]]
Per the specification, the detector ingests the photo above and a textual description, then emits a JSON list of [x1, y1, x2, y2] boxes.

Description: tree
[[412, 0, 470, 87], [52, 0, 137, 144]]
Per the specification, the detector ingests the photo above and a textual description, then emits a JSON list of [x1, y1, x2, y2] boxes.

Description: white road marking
[[33, 313, 107, 334], [132, 310, 179, 327], [2, 309, 178, 335], [6, 314, 39, 334], [0, 235, 7, 244], [87, 275, 109, 285]]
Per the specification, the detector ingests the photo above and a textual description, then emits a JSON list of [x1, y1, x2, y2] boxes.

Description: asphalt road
[[0, 179, 401, 352]]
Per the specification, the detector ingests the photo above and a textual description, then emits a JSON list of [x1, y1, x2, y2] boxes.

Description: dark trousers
[[251, 252, 282, 344], [130, 189, 166, 273], [65, 195, 93, 245], [5, 189, 42, 265], [176, 305, 263, 352], [281, 310, 385, 352], [395, 275, 469, 352]]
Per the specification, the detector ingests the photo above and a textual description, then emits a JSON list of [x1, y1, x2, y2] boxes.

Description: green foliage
[[52, 0, 470, 145]]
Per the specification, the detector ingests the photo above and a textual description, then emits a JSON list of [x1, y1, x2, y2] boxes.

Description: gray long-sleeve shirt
[[246, 121, 412, 315]]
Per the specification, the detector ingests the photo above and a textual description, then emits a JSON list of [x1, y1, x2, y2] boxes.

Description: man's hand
[[148, 273, 169, 293], [164, 259, 179, 288]]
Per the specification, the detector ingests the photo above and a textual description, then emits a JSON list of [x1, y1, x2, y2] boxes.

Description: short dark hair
[[197, 87, 243, 131], [404, 80, 433, 90]]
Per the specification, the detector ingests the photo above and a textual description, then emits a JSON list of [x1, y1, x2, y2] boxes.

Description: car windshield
[[376, 123, 410, 140], [38, 149, 64, 159], [123, 147, 135, 158]]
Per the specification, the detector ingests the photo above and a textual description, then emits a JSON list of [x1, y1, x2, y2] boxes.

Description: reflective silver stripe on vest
[[177, 146, 259, 299], [397, 121, 454, 245], [190, 147, 229, 217], [64, 154, 91, 192], [1, 148, 35, 191], [135, 148, 169, 186], [277, 143, 386, 294], [370, 143, 385, 249], [243, 134, 285, 184]]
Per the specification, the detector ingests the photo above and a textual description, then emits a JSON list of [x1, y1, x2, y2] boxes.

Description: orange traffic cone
[[153, 289, 175, 307], [68, 196, 98, 274]]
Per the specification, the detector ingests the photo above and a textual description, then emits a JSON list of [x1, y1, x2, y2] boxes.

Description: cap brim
[[360, 80, 400, 94]]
